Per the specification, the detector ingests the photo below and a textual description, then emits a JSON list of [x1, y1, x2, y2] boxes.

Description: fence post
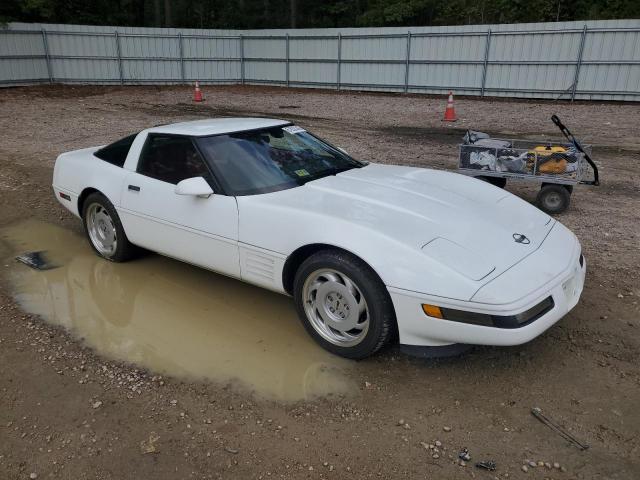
[[114, 30, 124, 85], [41, 29, 53, 83], [240, 35, 245, 85], [337, 33, 342, 90], [571, 25, 588, 102], [404, 31, 412, 93], [285, 33, 290, 87], [480, 29, 492, 97], [178, 33, 185, 83]]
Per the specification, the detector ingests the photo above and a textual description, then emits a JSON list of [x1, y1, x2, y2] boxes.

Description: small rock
[[432, 453, 440, 459], [435, 440, 442, 447], [91, 401, 102, 409], [169, 399, 177, 405], [419, 442, 429, 450], [537, 461, 544, 467], [140, 432, 160, 454], [528, 461, 537, 468], [521, 465, 529, 473], [225, 447, 239, 454], [30, 474, 38, 480], [545, 462, 552, 469], [403, 423, 410, 430], [397, 419, 405, 426], [553, 462, 561, 469], [561, 466, 567, 472], [617, 293, 624, 298], [364, 381, 372, 388], [459, 460, 466, 467], [443, 426, 451, 432]]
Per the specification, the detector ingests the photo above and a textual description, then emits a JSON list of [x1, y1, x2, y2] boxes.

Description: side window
[[137, 135, 210, 185], [94, 133, 137, 167]]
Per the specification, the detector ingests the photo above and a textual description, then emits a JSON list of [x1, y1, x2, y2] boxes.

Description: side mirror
[[175, 177, 214, 198]]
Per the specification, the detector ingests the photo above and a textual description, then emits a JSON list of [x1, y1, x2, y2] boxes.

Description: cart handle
[[551, 115, 600, 186]]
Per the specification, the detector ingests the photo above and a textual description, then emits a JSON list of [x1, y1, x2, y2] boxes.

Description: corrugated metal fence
[[1, 20, 639, 101]]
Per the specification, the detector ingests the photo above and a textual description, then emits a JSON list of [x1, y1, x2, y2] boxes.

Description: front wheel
[[293, 250, 396, 359], [82, 192, 137, 262]]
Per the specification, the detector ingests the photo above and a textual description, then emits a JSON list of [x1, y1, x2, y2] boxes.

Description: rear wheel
[[82, 192, 137, 262], [536, 184, 571, 214], [293, 250, 395, 359]]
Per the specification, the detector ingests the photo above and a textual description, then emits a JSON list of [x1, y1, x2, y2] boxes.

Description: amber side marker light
[[421, 304, 443, 319]]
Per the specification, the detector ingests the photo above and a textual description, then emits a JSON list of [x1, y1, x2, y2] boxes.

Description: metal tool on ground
[[15, 251, 57, 271], [442, 91, 457, 122], [475, 460, 496, 471], [531, 407, 590, 450], [458, 448, 471, 461], [193, 80, 203, 102]]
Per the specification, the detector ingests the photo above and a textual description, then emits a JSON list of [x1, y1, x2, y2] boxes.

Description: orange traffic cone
[[442, 91, 457, 122], [193, 81, 203, 102]]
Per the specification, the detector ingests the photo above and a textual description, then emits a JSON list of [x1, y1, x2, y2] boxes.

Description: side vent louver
[[245, 251, 275, 282]]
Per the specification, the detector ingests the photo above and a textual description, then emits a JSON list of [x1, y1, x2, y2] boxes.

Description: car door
[[118, 133, 240, 278]]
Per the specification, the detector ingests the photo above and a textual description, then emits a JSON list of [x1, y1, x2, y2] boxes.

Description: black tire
[[81, 192, 137, 262], [293, 250, 396, 359], [477, 176, 507, 188], [536, 184, 571, 214]]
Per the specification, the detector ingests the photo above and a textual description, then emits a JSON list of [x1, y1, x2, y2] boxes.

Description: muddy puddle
[[0, 220, 357, 402]]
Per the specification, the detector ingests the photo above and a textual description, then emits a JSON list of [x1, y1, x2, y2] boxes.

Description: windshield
[[195, 125, 364, 195]]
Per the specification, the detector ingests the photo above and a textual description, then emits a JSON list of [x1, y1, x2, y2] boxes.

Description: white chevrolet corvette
[[52, 118, 585, 359]]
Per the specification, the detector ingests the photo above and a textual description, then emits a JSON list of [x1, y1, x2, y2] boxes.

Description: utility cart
[[457, 115, 600, 214]]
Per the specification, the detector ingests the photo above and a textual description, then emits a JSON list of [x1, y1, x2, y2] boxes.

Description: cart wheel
[[477, 176, 507, 188], [536, 184, 571, 214]]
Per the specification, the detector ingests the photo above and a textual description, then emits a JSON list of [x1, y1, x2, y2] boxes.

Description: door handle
[[128, 185, 141, 192]]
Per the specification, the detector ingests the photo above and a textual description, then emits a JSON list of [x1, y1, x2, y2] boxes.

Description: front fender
[[238, 199, 478, 301]]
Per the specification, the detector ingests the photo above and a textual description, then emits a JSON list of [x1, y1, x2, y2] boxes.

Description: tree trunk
[[262, 0, 270, 27], [290, 0, 297, 28], [164, 0, 172, 27], [154, 0, 162, 27], [135, 0, 145, 26]]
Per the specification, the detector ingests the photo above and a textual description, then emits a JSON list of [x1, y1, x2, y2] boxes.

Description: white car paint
[[52, 118, 585, 351]]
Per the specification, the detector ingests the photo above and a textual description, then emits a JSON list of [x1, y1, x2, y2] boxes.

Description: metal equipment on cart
[[457, 115, 599, 214]]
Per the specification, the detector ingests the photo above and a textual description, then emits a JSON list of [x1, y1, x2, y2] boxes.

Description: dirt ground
[[0, 84, 638, 480]]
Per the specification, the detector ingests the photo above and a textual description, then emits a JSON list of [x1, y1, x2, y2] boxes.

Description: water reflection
[[1, 220, 356, 401]]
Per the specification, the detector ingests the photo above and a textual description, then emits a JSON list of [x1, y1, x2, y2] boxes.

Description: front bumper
[[390, 240, 586, 348]]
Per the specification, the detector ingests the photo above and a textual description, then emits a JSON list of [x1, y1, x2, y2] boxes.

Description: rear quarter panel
[[52, 146, 129, 217]]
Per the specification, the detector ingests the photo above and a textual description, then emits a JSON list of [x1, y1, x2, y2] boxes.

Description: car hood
[[238, 163, 554, 294], [309, 164, 553, 280]]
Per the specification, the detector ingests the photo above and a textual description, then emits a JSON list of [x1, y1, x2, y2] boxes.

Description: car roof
[[146, 117, 290, 137]]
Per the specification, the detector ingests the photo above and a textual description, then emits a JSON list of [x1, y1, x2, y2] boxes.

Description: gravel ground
[[0, 85, 639, 479]]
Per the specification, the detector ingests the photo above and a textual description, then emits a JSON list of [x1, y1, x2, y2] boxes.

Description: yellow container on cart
[[528, 145, 568, 174]]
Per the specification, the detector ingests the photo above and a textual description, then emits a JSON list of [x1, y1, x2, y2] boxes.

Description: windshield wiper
[[328, 165, 358, 175], [298, 165, 359, 185]]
